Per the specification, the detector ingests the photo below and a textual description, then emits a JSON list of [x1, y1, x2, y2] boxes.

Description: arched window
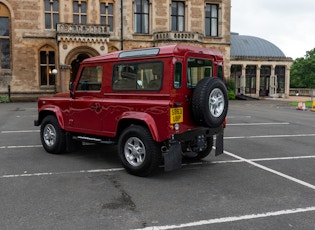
[[0, 3, 10, 69], [39, 46, 56, 86]]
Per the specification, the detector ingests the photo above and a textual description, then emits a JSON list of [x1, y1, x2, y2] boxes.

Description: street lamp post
[[52, 69, 58, 94]]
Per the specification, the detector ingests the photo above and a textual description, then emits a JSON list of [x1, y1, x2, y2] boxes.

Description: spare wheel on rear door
[[192, 77, 228, 127]]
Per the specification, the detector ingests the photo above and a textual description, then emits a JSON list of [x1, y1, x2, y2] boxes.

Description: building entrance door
[[260, 76, 269, 96], [269, 75, 277, 96]]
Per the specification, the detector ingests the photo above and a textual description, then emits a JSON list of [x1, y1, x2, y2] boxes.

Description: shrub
[[0, 96, 11, 103], [226, 79, 236, 100]]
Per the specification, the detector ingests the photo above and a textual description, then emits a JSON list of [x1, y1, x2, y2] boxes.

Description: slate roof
[[230, 33, 286, 58]]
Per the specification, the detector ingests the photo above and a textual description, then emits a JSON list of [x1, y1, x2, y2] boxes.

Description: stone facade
[[0, 0, 231, 98]]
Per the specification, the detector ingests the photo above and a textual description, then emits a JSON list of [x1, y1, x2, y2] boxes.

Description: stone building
[[0, 0, 231, 98], [230, 33, 293, 99]]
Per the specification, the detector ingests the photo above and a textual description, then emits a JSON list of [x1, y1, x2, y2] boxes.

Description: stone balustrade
[[154, 31, 203, 42], [56, 23, 110, 37]]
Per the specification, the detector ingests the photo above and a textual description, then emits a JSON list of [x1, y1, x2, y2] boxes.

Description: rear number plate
[[170, 107, 183, 124]]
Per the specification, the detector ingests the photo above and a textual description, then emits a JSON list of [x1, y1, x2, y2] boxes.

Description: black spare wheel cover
[[192, 77, 228, 127]]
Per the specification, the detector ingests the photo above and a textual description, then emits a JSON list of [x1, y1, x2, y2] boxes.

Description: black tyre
[[118, 125, 161, 177], [192, 78, 228, 127], [40, 115, 66, 154]]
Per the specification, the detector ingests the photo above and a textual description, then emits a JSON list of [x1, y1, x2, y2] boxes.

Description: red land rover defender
[[34, 44, 228, 176]]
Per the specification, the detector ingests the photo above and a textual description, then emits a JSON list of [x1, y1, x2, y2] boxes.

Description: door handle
[[90, 104, 100, 110]]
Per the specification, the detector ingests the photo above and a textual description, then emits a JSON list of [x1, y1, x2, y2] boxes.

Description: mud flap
[[215, 131, 224, 156], [163, 139, 182, 172]]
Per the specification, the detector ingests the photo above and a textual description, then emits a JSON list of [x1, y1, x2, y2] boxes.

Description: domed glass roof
[[230, 33, 286, 58]]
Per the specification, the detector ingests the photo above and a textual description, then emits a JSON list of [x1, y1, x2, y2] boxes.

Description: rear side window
[[174, 62, 182, 88], [76, 66, 102, 91], [113, 61, 163, 90], [187, 58, 212, 88]]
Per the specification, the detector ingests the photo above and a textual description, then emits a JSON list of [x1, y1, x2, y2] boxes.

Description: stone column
[[256, 65, 261, 97], [285, 66, 290, 98], [241, 65, 246, 95], [60, 65, 71, 92]]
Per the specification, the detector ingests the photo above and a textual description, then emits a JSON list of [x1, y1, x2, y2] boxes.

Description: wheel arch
[[116, 112, 160, 142], [38, 106, 65, 129]]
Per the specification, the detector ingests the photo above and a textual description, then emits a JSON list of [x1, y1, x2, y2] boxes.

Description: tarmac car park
[[1, 99, 315, 229]]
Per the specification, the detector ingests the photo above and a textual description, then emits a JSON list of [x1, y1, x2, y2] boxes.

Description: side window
[[113, 62, 163, 90], [76, 66, 102, 91], [174, 62, 182, 88], [187, 58, 212, 88]]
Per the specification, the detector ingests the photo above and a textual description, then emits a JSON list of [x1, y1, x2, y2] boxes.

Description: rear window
[[187, 58, 212, 88], [113, 61, 163, 90]]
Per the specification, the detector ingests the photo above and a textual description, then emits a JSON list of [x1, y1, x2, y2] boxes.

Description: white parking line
[[1, 155, 315, 179], [132, 206, 315, 230], [7, 145, 42, 148], [227, 115, 252, 119], [0, 145, 42, 149], [224, 150, 315, 190], [0, 168, 124, 179], [228, 122, 290, 126], [1, 130, 39, 134], [225, 133, 315, 139]]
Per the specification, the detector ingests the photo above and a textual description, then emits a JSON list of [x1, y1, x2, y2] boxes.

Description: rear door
[[182, 53, 215, 126]]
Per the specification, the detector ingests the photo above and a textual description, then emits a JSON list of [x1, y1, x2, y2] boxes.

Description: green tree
[[290, 48, 315, 88]]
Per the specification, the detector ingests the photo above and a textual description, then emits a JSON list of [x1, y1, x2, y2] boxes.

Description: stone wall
[[1, 0, 231, 97]]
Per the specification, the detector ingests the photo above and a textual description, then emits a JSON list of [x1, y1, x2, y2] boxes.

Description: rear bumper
[[163, 126, 224, 172], [173, 126, 224, 156], [174, 126, 223, 141]]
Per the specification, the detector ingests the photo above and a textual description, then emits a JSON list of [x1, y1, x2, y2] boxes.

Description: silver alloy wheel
[[124, 137, 146, 167], [209, 88, 224, 118], [43, 124, 57, 147]]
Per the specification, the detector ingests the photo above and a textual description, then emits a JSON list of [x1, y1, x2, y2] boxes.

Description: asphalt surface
[[0, 100, 314, 230]]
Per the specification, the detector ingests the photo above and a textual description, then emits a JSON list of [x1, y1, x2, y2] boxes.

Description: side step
[[73, 135, 116, 144]]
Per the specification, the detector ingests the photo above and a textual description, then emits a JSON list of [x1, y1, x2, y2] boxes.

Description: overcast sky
[[231, 0, 315, 59]]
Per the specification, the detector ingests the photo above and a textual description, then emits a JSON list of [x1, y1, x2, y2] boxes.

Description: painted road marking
[[1, 155, 315, 179], [0, 145, 42, 149], [1, 130, 39, 134], [224, 150, 315, 190], [132, 206, 315, 230], [228, 122, 290, 126], [227, 115, 252, 119], [225, 133, 315, 140], [0, 168, 124, 179], [7, 145, 42, 148]]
